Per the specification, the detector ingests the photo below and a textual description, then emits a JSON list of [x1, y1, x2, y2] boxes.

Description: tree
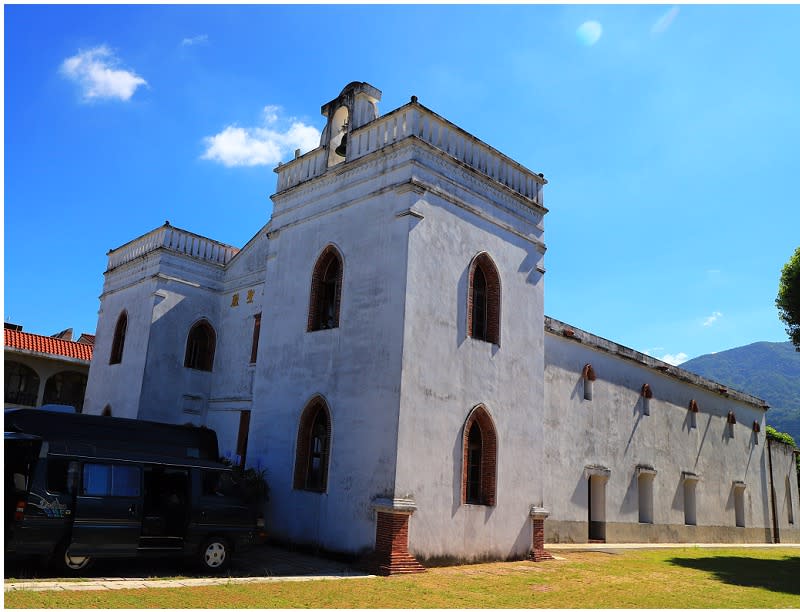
[[776, 246, 800, 351]]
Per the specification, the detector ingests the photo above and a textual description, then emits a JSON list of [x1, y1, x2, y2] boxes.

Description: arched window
[[461, 405, 497, 506], [466, 422, 483, 504], [307, 246, 343, 332], [4, 361, 40, 406], [101, 405, 113, 416], [184, 320, 216, 371], [467, 253, 501, 345], [109, 311, 128, 365], [294, 397, 332, 492], [43, 371, 88, 412]]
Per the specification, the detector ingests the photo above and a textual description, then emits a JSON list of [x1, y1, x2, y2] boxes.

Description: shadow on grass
[[667, 554, 800, 595]]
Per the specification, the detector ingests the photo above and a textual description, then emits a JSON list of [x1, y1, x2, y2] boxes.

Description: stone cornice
[[272, 137, 546, 225]]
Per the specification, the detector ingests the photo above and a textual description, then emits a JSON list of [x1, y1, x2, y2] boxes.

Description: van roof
[[4, 408, 219, 461]]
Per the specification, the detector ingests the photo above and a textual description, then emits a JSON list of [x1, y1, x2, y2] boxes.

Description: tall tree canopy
[[776, 246, 800, 351]]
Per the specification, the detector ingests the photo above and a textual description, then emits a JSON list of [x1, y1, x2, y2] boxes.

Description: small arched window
[[308, 246, 343, 332], [294, 397, 332, 492], [101, 405, 113, 416], [467, 253, 501, 345], [109, 311, 128, 365], [641, 384, 653, 416], [184, 320, 216, 371], [4, 361, 40, 406], [461, 405, 498, 506]]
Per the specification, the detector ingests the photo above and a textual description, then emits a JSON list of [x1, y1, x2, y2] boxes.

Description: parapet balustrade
[[107, 225, 238, 271], [275, 103, 545, 207]]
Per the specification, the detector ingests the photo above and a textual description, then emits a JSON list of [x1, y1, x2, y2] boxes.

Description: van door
[[140, 466, 190, 549], [5, 434, 43, 552], [15, 456, 79, 556], [69, 462, 142, 557]]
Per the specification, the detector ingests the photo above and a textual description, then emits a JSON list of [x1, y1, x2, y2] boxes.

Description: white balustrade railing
[[107, 225, 238, 271], [275, 103, 545, 206]]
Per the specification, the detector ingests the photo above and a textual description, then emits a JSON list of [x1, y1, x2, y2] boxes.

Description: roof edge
[[544, 315, 768, 411]]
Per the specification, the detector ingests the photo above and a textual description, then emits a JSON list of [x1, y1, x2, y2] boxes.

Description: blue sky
[[4, 4, 799, 364]]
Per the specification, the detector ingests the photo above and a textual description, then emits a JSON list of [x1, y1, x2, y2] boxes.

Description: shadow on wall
[[667, 555, 800, 595]]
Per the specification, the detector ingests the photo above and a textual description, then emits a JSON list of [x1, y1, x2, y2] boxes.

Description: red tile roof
[[4, 329, 94, 362]]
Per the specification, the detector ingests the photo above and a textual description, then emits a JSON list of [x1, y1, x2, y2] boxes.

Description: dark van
[[5, 408, 259, 574]]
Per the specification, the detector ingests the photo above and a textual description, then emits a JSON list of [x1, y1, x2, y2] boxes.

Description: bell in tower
[[334, 123, 348, 158], [319, 82, 381, 168]]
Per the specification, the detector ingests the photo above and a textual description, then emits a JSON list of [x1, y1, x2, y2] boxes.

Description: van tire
[[55, 544, 93, 574], [199, 537, 231, 572]]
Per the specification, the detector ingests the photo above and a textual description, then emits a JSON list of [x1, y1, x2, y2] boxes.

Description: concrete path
[[5, 544, 373, 593], [5, 573, 375, 593]]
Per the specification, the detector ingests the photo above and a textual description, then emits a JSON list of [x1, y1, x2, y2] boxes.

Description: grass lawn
[[5, 548, 800, 608]]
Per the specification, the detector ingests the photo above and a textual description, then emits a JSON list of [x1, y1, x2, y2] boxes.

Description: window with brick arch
[[184, 319, 216, 372], [308, 246, 343, 332], [109, 311, 128, 365], [461, 405, 497, 506], [294, 397, 332, 492], [467, 253, 501, 345]]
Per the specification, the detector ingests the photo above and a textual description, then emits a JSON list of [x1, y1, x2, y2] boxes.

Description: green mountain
[[681, 341, 800, 444]]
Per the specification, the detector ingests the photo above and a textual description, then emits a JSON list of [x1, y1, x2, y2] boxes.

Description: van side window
[[47, 459, 79, 495], [82, 463, 141, 497], [201, 471, 238, 497]]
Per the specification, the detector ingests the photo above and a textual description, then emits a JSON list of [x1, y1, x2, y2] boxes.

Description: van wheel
[[55, 545, 93, 574], [199, 537, 230, 572]]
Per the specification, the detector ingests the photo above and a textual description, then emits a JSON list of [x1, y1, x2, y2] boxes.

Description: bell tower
[[262, 81, 547, 568], [319, 81, 381, 167]]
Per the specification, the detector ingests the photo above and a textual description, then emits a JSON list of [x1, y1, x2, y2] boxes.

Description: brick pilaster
[[529, 507, 554, 562], [360, 498, 425, 576]]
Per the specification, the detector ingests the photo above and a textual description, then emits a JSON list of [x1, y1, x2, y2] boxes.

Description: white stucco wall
[[395, 149, 547, 562], [205, 228, 269, 462], [248, 151, 414, 555], [543, 327, 774, 543], [84, 257, 161, 419], [770, 440, 800, 542]]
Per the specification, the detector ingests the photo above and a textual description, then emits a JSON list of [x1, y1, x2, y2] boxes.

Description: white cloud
[[60, 45, 147, 102], [182, 34, 208, 46], [201, 106, 320, 167], [659, 352, 689, 366], [703, 311, 723, 327]]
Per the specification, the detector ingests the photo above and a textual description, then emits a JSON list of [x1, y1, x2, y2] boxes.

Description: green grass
[[5, 548, 800, 608]]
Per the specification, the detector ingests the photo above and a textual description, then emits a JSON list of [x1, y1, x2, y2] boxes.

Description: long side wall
[[542, 328, 796, 543]]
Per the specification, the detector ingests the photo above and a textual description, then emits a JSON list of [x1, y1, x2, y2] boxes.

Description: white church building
[[83, 82, 799, 573]]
